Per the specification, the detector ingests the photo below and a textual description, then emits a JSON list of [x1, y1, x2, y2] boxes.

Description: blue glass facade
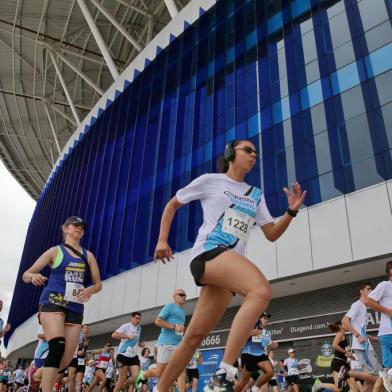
[[7, 0, 392, 343]]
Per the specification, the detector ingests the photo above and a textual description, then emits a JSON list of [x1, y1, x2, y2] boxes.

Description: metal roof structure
[[0, 0, 189, 199]]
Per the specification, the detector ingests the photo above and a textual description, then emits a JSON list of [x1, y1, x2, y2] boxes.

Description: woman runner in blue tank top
[[22, 216, 102, 392]]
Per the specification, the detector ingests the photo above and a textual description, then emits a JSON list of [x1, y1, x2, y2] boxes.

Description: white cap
[[288, 348, 295, 353]]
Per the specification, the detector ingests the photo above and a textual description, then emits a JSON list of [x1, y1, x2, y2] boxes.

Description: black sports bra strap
[[63, 243, 88, 263]]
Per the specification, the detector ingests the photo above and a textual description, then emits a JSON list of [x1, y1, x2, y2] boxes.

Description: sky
[[0, 160, 36, 347]]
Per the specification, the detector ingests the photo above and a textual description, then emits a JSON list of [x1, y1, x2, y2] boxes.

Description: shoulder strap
[[63, 243, 88, 263]]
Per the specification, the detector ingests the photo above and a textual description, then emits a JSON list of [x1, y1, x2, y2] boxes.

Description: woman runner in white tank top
[[153, 139, 307, 392]]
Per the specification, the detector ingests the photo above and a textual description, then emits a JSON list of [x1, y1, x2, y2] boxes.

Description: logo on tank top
[[223, 191, 257, 212], [65, 262, 85, 283]]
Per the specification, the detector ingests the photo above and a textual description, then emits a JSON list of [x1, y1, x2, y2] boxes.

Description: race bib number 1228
[[222, 208, 254, 241]]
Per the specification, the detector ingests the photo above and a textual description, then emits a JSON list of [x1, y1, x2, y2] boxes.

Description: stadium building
[[3, 0, 392, 382]]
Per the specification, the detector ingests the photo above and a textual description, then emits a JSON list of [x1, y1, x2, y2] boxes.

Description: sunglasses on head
[[235, 146, 259, 157]]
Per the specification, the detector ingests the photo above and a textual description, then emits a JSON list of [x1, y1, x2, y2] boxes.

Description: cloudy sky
[[0, 161, 35, 338]]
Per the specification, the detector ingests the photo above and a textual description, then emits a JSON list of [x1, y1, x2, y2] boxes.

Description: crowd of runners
[[1, 140, 392, 392], [3, 278, 392, 392]]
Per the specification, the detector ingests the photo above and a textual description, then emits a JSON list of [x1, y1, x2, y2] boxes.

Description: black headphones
[[224, 140, 237, 161]]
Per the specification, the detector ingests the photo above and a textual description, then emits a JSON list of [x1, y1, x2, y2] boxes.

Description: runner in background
[[75, 325, 89, 392], [85, 342, 114, 392], [186, 351, 202, 392], [311, 320, 357, 392], [112, 312, 143, 392], [366, 261, 392, 392], [136, 291, 186, 392]]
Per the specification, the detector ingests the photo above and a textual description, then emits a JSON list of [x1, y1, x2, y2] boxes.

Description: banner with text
[[199, 310, 381, 349]]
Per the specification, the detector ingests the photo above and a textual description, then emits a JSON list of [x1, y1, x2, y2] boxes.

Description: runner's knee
[[44, 337, 66, 368], [248, 285, 271, 305]]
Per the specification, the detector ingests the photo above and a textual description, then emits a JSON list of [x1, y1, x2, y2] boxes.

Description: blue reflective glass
[[300, 79, 323, 109], [365, 43, 392, 78], [331, 62, 360, 95]]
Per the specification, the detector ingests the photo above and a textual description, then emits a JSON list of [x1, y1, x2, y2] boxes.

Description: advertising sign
[[199, 310, 381, 348], [198, 348, 224, 392]]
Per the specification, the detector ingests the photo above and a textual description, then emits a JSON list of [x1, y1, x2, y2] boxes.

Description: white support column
[[53, 50, 104, 95], [89, 0, 142, 52], [112, 0, 150, 17], [147, 16, 153, 44], [76, 0, 119, 80], [48, 50, 81, 126], [43, 103, 61, 155], [49, 144, 54, 167], [164, 0, 178, 19], [50, 104, 78, 127]]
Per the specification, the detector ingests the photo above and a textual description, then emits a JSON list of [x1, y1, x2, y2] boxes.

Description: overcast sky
[[0, 160, 35, 340]]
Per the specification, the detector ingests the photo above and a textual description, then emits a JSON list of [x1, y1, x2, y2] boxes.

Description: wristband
[[172, 324, 176, 331], [287, 208, 298, 217]]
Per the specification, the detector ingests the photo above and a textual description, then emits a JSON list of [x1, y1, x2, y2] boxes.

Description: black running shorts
[[116, 354, 140, 367], [68, 358, 78, 369], [241, 353, 269, 372], [39, 303, 83, 325], [190, 246, 228, 286], [186, 368, 200, 382], [286, 375, 300, 385]]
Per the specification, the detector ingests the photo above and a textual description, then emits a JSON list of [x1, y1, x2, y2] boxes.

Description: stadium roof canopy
[[0, 0, 189, 199]]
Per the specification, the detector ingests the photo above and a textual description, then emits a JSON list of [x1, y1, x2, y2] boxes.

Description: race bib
[[252, 335, 262, 343], [64, 283, 85, 303], [78, 358, 85, 366], [99, 361, 108, 369], [222, 208, 254, 242]]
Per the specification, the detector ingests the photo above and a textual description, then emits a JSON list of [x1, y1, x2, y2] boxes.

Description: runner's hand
[[31, 273, 48, 286], [4, 324, 11, 332], [154, 239, 174, 264], [269, 341, 279, 349], [357, 335, 366, 344], [77, 288, 91, 302], [175, 325, 185, 333], [283, 181, 307, 211]]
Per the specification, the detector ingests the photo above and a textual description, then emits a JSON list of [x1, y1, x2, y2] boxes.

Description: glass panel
[[358, 0, 388, 32], [344, 113, 373, 163], [374, 70, 392, 106], [350, 154, 384, 189], [339, 84, 366, 121]]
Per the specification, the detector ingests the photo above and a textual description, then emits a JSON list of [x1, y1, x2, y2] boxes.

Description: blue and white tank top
[[39, 244, 88, 313], [242, 328, 272, 356]]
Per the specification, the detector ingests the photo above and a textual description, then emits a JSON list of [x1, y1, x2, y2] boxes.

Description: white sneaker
[[379, 369, 392, 392], [312, 378, 321, 392]]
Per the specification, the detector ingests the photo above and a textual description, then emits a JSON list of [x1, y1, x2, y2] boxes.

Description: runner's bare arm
[[365, 297, 392, 317], [331, 331, 346, 354], [261, 183, 307, 242], [22, 247, 57, 285], [154, 196, 183, 263], [77, 252, 102, 302]]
